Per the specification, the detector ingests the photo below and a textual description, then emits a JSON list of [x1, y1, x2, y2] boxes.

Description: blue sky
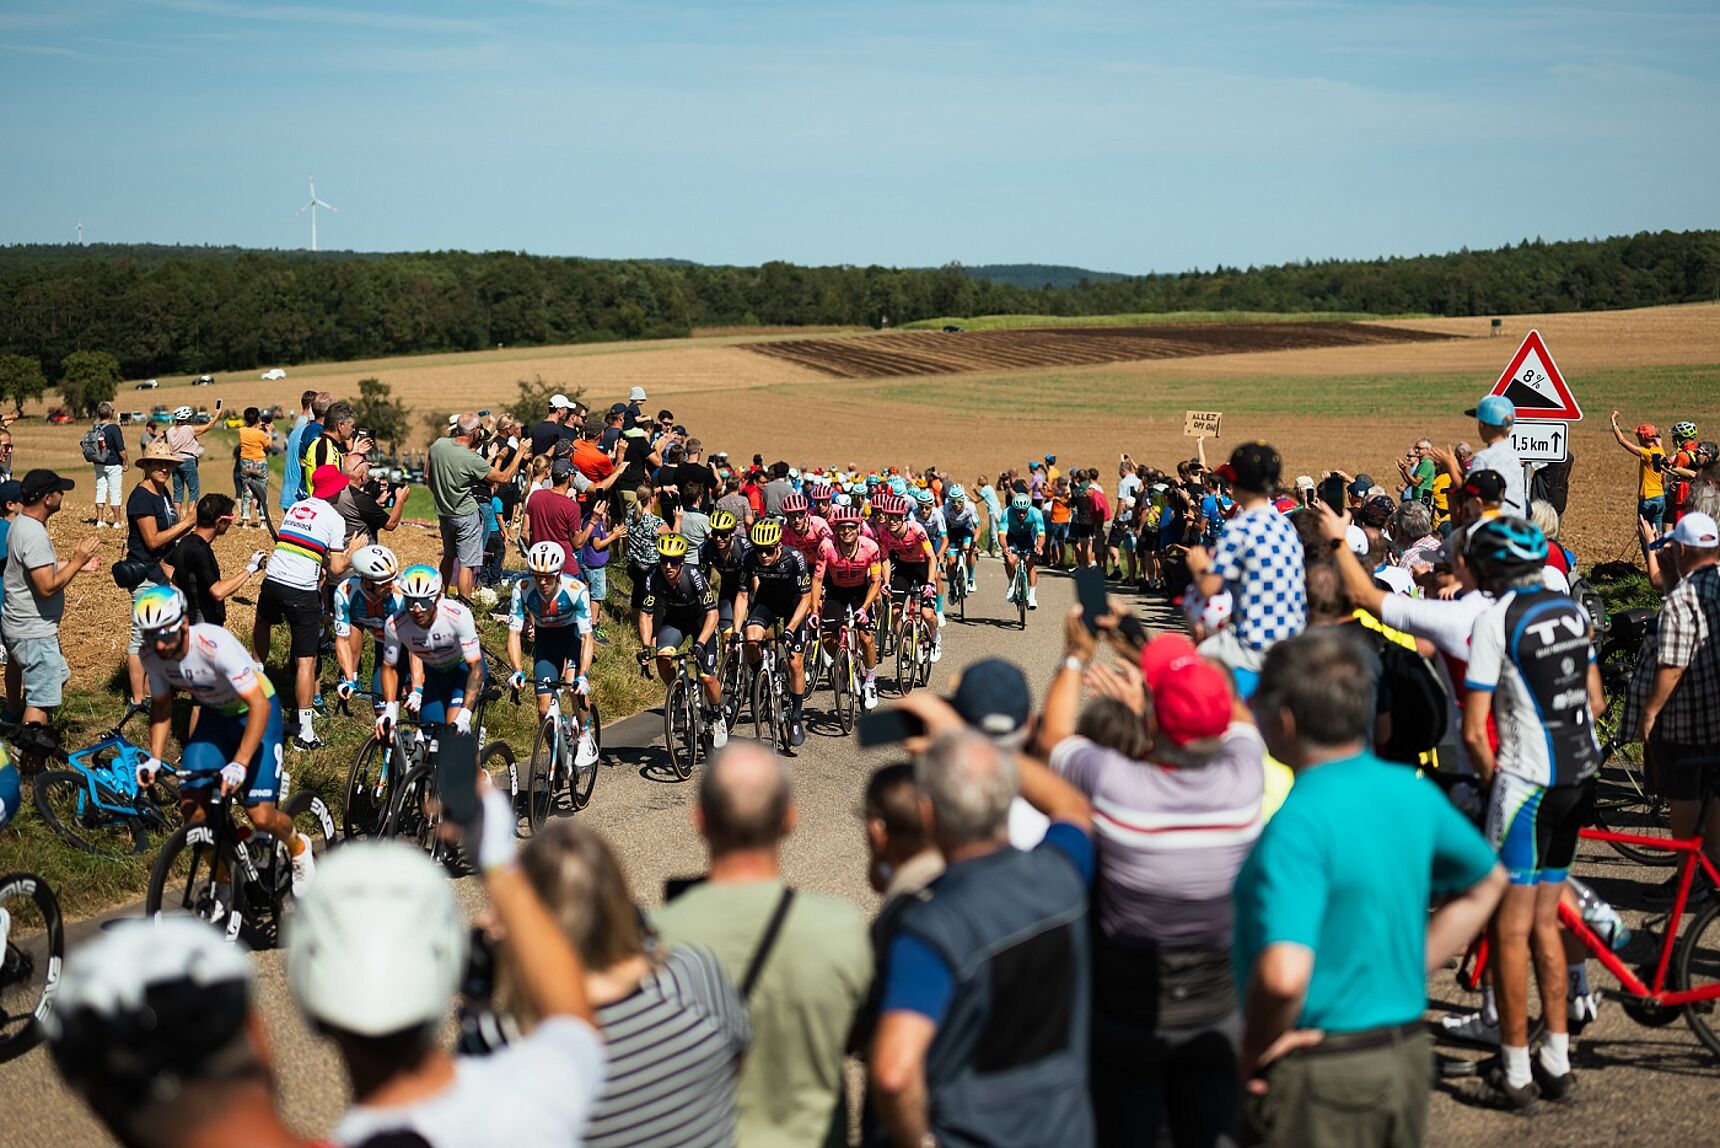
[[2, 1, 1715, 272]]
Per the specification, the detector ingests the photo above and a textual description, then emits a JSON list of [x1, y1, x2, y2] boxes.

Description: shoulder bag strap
[[740, 887, 797, 1001]]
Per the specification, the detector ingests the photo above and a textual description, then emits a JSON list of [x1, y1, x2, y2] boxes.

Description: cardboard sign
[[1184, 410, 1222, 438]]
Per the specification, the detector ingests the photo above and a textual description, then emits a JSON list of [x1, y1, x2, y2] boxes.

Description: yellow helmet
[[750, 520, 783, 547], [656, 533, 690, 560], [709, 509, 738, 533]]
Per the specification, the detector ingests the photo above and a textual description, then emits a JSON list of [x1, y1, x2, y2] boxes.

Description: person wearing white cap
[[530, 393, 580, 457], [625, 386, 648, 431], [1640, 510, 1720, 899]]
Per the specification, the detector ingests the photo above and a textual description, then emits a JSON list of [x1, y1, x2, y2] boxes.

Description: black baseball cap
[[19, 469, 74, 504], [948, 658, 1031, 739], [1226, 442, 1282, 495], [1459, 469, 1506, 504]]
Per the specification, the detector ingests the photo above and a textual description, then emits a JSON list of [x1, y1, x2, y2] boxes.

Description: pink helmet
[[828, 504, 862, 525], [875, 493, 908, 517], [808, 484, 834, 503], [781, 492, 809, 515]]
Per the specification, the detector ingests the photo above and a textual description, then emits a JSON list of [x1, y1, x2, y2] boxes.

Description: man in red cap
[[255, 463, 353, 750]]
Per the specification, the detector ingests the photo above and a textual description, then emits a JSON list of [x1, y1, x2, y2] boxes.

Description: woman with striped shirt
[[519, 820, 750, 1148]]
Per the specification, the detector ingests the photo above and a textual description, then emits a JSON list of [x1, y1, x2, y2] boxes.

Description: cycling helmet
[[288, 842, 467, 1038], [911, 487, 934, 507], [947, 483, 966, 502], [132, 584, 187, 634], [351, 544, 400, 582], [656, 533, 690, 560], [781, 492, 809, 515], [47, 917, 254, 1109], [526, 540, 565, 575], [1673, 420, 1699, 442], [172, 406, 194, 421], [888, 476, 908, 497], [875, 493, 908, 517], [709, 508, 738, 534], [1010, 492, 1032, 511], [807, 484, 833, 503], [1464, 516, 1549, 587], [750, 520, 783, 547], [396, 564, 443, 602], [829, 504, 862, 525]]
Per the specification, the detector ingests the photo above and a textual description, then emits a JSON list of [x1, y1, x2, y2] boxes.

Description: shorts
[[745, 601, 808, 650], [1485, 773, 1593, 885], [1006, 535, 1038, 556], [1639, 496, 1666, 529], [257, 580, 325, 660], [947, 526, 975, 549], [128, 581, 169, 656], [1646, 739, 1719, 802], [656, 615, 719, 674], [821, 583, 875, 632], [438, 510, 485, 571], [716, 594, 738, 633], [179, 698, 286, 807], [418, 660, 483, 725], [890, 564, 937, 602], [1048, 522, 1069, 545], [629, 564, 653, 612], [6, 636, 68, 709], [531, 626, 587, 695], [584, 564, 608, 603], [93, 463, 124, 506], [1070, 522, 1095, 541]]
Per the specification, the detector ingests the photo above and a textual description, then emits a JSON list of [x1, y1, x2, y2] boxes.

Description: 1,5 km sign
[[1509, 419, 1570, 463]]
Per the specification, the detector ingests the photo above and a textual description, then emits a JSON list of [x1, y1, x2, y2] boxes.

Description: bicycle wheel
[[385, 765, 446, 860], [751, 664, 774, 743], [876, 601, 895, 659], [32, 771, 146, 858], [284, 789, 337, 865], [895, 624, 917, 697], [666, 679, 696, 782], [1590, 745, 1676, 866], [1017, 574, 1028, 629], [1677, 896, 1720, 1060], [956, 568, 967, 622], [146, 822, 242, 942], [720, 645, 747, 726], [0, 872, 62, 1059], [481, 739, 523, 833], [571, 703, 601, 811], [341, 735, 393, 841], [526, 718, 557, 833], [916, 620, 934, 687], [835, 651, 857, 735]]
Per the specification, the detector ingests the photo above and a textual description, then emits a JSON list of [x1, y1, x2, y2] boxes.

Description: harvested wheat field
[[738, 321, 1454, 378]]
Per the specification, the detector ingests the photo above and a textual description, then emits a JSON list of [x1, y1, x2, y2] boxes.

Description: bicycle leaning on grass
[[31, 701, 181, 858]]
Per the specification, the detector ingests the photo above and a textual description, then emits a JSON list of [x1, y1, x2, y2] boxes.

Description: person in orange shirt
[[236, 407, 274, 529], [1045, 477, 1072, 568]]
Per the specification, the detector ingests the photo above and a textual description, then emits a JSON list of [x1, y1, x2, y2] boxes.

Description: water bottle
[[1569, 876, 1631, 951]]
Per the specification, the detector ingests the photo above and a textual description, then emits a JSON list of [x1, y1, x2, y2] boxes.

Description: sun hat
[[135, 440, 178, 468], [310, 464, 349, 500], [1635, 423, 1660, 440], [548, 394, 574, 410], [628, 386, 647, 401], [1465, 395, 1515, 427]]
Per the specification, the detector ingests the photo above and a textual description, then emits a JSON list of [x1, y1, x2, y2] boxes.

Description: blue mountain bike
[[32, 703, 180, 858]]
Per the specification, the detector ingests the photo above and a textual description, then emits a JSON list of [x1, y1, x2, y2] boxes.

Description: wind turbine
[[296, 175, 338, 252]]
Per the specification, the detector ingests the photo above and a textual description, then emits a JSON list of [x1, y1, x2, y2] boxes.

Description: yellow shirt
[[1640, 446, 1667, 500], [1429, 473, 1453, 522], [239, 426, 270, 462]]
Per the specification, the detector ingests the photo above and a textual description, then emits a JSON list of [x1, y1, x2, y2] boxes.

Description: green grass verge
[[899, 310, 1433, 331]]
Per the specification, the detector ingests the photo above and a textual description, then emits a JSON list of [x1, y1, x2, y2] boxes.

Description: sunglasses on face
[[405, 597, 436, 611], [659, 557, 684, 568], [756, 546, 779, 560]]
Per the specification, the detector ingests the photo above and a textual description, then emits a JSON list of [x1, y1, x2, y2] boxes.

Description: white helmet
[[526, 541, 565, 575], [287, 842, 466, 1037], [132, 585, 187, 633], [172, 406, 194, 421], [351, 544, 400, 582]]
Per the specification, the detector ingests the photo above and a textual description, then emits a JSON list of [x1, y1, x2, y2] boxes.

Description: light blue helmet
[[888, 476, 908, 497], [947, 483, 966, 502]]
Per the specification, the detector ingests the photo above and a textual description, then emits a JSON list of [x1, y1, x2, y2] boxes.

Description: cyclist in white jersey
[[379, 564, 485, 740], [132, 585, 315, 893], [333, 545, 404, 707], [507, 542, 598, 767]]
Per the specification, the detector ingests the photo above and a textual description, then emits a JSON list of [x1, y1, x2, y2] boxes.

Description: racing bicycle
[[521, 678, 604, 832], [31, 702, 180, 858], [0, 870, 62, 1060]]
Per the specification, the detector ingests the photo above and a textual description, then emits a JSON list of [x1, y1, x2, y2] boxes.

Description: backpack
[[80, 425, 111, 465], [1353, 619, 1449, 764]]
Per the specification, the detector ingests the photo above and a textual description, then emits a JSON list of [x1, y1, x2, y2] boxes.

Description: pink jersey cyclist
[[818, 533, 882, 589], [877, 517, 934, 568], [782, 513, 831, 568]]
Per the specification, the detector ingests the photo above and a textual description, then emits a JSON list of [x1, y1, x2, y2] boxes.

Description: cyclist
[[910, 487, 949, 660], [1001, 492, 1046, 610], [378, 565, 485, 741], [735, 519, 815, 743], [132, 586, 314, 894], [941, 482, 978, 595], [332, 544, 404, 707], [876, 493, 944, 663], [1462, 516, 1604, 1107], [638, 534, 727, 748], [508, 541, 598, 769], [816, 504, 884, 712], [807, 481, 834, 521], [1670, 420, 1701, 523], [700, 507, 752, 646], [780, 491, 831, 571]]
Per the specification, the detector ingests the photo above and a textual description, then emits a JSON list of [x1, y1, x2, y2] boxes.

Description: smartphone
[[858, 708, 925, 748], [214, 398, 223, 411], [434, 730, 481, 827], [1318, 475, 1347, 514], [1300, 486, 1314, 508], [1074, 565, 1109, 633]]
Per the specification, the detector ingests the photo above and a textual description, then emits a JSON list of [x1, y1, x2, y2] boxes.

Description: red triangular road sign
[[1488, 329, 1581, 420]]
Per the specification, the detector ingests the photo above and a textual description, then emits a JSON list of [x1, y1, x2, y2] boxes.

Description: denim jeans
[[173, 459, 201, 505]]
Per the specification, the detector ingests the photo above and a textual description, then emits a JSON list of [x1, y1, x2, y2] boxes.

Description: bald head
[[698, 740, 793, 856], [916, 730, 1016, 847]]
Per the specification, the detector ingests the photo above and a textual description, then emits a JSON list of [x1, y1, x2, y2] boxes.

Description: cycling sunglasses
[[403, 595, 438, 610]]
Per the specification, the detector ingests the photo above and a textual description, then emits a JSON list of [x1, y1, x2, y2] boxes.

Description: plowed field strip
[[739, 321, 1452, 379]]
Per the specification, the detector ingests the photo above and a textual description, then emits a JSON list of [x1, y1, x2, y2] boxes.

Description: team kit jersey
[[743, 546, 813, 609], [877, 520, 934, 568], [510, 574, 595, 635], [265, 497, 347, 590], [700, 534, 753, 600], [916, 508, 947, 554], [384, 600, 483, 671], [817, 535, 882, 589], [1005, 507, 1045, 550], [332, 576, 405, 639], [781, 515, 831, 567], [1465, 588, 1601, 787], [143, 624, 276, 715], [942, 499, 977, 538], [643, 564, 718, 619]]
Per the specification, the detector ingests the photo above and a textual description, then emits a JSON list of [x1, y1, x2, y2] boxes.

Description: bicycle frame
[[1462, 825, 1720, 1008]]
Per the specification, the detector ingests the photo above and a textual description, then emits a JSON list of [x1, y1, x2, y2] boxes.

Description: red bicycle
[[1457, 821, 1720, 1059]]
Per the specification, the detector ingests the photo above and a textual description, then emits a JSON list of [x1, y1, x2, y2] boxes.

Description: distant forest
[[0, 230, 1715, 379]]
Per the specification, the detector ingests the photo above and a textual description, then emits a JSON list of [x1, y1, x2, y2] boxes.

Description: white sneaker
[[290, 838, 317, 896], [930, 636, 943, 663], [1027, 588, 1038, 609], [575, 731, 599, 768], [1438, 1009, 1500, 1047], [709, 714, 728, 749], [862, 680, 879, 710], [967, 578, 976, 593]]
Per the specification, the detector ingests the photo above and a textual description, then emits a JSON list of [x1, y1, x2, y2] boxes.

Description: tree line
[[0, 230, 1715, 383]]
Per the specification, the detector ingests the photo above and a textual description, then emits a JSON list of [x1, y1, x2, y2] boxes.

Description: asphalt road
[[4, 557, 1718, 1145]]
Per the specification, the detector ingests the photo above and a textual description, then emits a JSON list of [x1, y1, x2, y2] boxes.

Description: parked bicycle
[[31, 702, 180, 858]]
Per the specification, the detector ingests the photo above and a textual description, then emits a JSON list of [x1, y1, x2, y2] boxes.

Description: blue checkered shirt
[[1210, 506, 1306, 653]]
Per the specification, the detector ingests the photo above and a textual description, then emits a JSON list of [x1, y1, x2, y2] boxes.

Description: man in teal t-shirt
[[1234, 629, 1503, 1147]]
